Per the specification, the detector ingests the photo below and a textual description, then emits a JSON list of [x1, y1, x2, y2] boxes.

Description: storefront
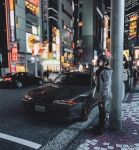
[[42, 60, 60, 72]]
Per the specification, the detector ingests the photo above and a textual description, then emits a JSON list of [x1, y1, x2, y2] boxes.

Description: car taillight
[[4, 77, 12, 81], [53, 99, 77, 105], [65, 100, 77, 105]]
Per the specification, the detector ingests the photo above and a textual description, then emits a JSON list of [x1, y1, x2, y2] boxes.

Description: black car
[[22, 72, 96, 121], [3, 72, 44, 88]]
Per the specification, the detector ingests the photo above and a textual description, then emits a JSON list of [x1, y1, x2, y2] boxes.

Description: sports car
[[22, 72, 96, 121]]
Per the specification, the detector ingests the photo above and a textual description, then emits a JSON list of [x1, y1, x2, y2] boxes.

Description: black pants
[[98, 102, 106, 129]]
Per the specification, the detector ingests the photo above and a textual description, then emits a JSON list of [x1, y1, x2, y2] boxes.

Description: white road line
[[0, 133, 42, 149], [132, 96, 139, 98], [132, 98, 139, 100], [133, 93, 139, 95]]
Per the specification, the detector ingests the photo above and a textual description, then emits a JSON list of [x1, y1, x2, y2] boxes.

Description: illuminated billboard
[[11, 44, 18, 61], [9, 0, 16, 42], [26, 0, 39, 6], [62, 30, 72, 47], [26, 33, 39, 53], [129, 16, 138, 38]]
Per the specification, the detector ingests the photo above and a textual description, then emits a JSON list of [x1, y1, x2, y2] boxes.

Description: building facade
[[42, 0, 74, 71], [124, 0, 139, 49], [0, 0, 9, 75], [0, 0, 43, 75], [73, 0, 105, 65]]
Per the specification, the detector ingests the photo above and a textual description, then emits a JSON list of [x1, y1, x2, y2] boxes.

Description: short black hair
[[97, 55, 109, 66]]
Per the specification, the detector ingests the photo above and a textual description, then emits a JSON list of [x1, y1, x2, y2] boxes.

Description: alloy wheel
[[16, 81, 23, 88]]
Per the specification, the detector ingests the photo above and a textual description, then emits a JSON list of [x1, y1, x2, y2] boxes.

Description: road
[[0, 86, 70, 150]]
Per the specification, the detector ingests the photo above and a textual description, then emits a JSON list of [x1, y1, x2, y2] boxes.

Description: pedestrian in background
[[43, 70, 50, 81], [94, 54, 112, 135], [133, 65, 137, 87]]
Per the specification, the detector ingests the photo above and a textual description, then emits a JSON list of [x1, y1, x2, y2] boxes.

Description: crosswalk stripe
[[133, 96, 139, 98], [132, 99, 139, 101], [0, 133, 42, 149]]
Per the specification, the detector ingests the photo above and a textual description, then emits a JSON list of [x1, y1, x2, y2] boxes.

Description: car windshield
[[54, 73, 92, 86]]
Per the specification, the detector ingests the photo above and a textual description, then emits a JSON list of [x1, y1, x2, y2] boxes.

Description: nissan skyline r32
[[22, 72, 96, 121]]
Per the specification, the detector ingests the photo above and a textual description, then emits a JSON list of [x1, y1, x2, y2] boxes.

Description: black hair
[[97, 54, 109, 66]]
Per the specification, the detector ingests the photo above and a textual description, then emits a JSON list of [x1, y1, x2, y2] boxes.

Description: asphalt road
[[0, 86, 70, 150]]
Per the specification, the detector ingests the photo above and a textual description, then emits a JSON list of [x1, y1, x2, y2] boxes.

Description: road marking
[[40, 102, 100, 150], [133, 96, 139, 98], [132, 98, 139, 101], [0, 133, 42, 149], [133, 94, 139, 95]]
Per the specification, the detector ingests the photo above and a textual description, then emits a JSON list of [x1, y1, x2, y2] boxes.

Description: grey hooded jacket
[[95, 67, 113, 102]]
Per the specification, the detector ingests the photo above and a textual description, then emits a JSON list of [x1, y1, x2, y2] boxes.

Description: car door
[[14, 73, 26, 85], [25, 73, 37, 85]]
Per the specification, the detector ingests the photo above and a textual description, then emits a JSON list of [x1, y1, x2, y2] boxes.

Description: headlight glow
[[24, 94, 33, 100]]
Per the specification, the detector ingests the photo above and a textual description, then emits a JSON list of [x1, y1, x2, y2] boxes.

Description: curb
[[39, 104, 99, 150]]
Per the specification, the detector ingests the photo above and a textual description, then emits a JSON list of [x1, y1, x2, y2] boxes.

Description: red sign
[[27, 0, 39, 6], [11, 65, 16, 73], [11, 46, 18, 61]]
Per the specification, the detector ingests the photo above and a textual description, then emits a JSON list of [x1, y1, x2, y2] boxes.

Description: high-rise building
[[125, 0, 139, 49], [0, 0, 9, 75], [42, 0, 74, 71], [73, 0, 105, 65], [0, 0, 43, 75]]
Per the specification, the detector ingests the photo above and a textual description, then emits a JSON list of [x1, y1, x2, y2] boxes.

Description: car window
[[26, 73, 35, 77], [13, 73, 24, 78], [54, 74, 67, 84], [54, 73, 92, 86]]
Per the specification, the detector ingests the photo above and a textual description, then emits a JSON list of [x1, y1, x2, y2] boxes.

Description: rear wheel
[[38, 79, 43, 85], [16, 81, 23, 88], [80, 98, 91, 121]]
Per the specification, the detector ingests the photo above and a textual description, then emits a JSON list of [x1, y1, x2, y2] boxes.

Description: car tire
[[38, 79, 43, 85], [80, 98, 91, 121], [16, 81, 23, 88]]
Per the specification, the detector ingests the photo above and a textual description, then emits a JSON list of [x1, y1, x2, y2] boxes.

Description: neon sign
[[26, 0, 39, 6]]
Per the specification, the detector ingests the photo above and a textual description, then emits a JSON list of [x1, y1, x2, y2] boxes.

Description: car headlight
[[24, 94, 33, 100], [53, 99, 77, 105]]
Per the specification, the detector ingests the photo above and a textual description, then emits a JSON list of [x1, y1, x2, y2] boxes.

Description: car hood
[[28, 83, 92, 103]]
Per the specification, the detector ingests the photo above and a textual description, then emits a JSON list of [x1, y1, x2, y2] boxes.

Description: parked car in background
[[22, 72, 96, 121], [48, 72, 60, 82], [3, 72, 44, 88]]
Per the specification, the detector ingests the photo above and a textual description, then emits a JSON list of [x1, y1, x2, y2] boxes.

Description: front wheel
[[80, 99, 91, 121], [38, 79, 43, 85], [16, 81, 23, 88]]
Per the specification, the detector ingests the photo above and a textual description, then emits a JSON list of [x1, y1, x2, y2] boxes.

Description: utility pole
[[109, 0, 125, 131], [35, 55, 38, 77], [58, 0, 62, 71]]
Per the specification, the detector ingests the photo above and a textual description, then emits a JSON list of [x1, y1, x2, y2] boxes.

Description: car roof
[[62, 71, 91, 75]]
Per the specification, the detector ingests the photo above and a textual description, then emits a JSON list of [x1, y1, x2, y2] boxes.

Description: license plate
[[35, 105, 45, 112]]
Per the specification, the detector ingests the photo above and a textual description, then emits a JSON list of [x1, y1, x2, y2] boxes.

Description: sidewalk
[[76, 87, 139, 150]]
